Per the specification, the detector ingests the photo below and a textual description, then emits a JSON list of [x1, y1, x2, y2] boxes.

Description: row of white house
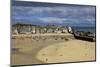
[[12, 23, 72, 34]]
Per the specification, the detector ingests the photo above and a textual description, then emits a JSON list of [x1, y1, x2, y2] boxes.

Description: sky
[[12, 0, 96, 26]]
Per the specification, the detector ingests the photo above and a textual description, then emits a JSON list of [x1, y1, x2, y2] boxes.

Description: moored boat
[[73, 31, 95, 42]]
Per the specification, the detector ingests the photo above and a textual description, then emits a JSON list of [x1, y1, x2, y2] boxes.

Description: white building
[[68, 27, 73, 33]]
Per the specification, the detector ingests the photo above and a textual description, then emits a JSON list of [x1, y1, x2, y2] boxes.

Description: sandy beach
[[11, 34, 95, 66], [37, 40, 95, 63]]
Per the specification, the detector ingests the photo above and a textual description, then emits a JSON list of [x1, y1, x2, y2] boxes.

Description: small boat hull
[[73, 31, 95, 42]]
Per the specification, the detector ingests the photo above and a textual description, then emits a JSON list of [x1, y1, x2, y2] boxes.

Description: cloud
[[12, 5, 96, 25], [12, 6, 95, 17], [39, 17, 66, 23]]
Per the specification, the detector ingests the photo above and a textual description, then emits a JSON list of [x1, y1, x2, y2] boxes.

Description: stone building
[[12, 23, 36, 34]]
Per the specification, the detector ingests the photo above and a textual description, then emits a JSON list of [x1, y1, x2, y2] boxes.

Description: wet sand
[[11, 34, 95, 66]]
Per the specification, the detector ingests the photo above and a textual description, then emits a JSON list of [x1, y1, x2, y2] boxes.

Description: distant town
[[12, 23, 71, 35], [12, 23, 95, 42]]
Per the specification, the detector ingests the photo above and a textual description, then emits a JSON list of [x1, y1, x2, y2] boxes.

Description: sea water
[[72, 26, 96, 33]]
